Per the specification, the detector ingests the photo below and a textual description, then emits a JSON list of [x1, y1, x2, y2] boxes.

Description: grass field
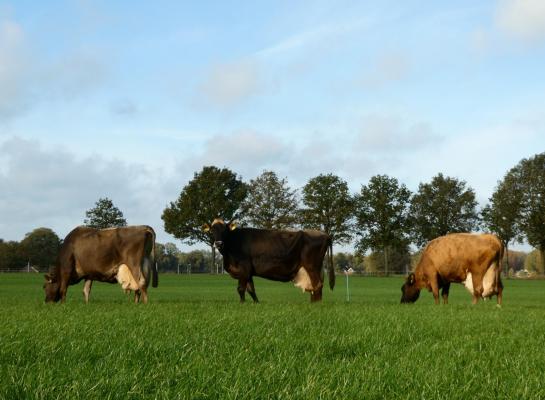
[[2, 273, 545, 399]]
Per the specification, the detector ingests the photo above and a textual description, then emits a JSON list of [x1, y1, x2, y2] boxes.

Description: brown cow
[[44, 225, 158, 303], [204, 219, 334, 303], [401, 233, 503, 305]]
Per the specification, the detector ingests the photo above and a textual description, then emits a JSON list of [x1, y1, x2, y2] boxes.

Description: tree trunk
[[384, 246, 389, 277], [210, 244, 216, 274], [541, 247, 545, 277], [504, 242, 510, 279]]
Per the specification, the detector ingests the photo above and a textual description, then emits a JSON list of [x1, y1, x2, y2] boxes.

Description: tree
[[300, 173, 354, 248], [506, 250, 526, 275], [517, 153, 545, 272], [409, 173, 479, 248], [355, 175, 412, 276], [481, 169, 524, 274], [240, 170, 298, 229], [155, 242, 181, 272], [524, 250, 543, 274], [84, 197, 127, 229], [162, 166, 247, 273], [333, 252, 351, 271], [179, 250, 215, 273], [20, 227, 61, 268], [364, 247, 411, 275], [0, 240, 25, 270]]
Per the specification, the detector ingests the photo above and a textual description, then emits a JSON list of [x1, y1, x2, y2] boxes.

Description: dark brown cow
[[401, 233, 503, 305], [44, 225, 158, 303], [204, 219, 334, 303]]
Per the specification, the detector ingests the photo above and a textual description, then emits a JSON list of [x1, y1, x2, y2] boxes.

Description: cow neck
[[414, 268, 427, 289]]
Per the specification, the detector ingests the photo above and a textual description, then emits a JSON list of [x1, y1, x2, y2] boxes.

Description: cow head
[[400, 273, 420, 303], [203, 219, 236, 253], [43, 273, 61, 303]]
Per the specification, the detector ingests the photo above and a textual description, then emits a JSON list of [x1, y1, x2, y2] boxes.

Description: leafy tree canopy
[[241, 170, 298, 229], [300, 173, 354, 245], [20, 227, 61, 267], [355, 174, 412, 255], [409, 173, 479, 248], [162, 166, 247, 248], [517, 153, 545, 251], [84, 197, 127, 229]]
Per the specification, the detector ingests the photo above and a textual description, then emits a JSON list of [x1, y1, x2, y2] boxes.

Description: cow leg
[[310, 287, 323, 302], [59, 279, 69, 303], [246, 278, 259, 303], [471, 272, 484, 304], [134, 289, 141, 303], [139, 287, 149, 304], [237, 279, 247, 303], [430, 274, 440, 305], [307, 268, 324, 303], [496, 282, 503, 306], [83, 280, 93, 304], [441, 282, 450, 305]]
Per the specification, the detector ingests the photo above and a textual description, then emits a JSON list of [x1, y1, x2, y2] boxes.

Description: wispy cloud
[[110, 98, 139, 117], [197, 59, 262, 109], [256, 18, 370, 58], [495, 0, 545, 43], [359, 52, 411, 89], [357, 115, 442, 153], [0, 136, 163, 241], [0, 19, 30, 121], [0, 18, 110, 123]]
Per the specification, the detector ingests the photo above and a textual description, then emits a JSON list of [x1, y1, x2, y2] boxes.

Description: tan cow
[[401, 233, 503, 305]]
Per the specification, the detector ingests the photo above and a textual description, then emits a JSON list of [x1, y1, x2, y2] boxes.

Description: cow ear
[[202, 223, 210, 232], [408, 273, 415, 285], [229, 222, 237, 231], [44, 274, 52, 283]]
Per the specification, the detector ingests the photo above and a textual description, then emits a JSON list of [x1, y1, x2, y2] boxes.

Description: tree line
[[1, 153, 543, 274], [162, 152, 545, 275]]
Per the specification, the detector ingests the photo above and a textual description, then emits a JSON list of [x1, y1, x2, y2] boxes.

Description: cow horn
[[229, 222, 237, 231], [408, 273, 415, 285]]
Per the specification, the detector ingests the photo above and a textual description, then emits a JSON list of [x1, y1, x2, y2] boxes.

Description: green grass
[[1, 274, 545, 399]]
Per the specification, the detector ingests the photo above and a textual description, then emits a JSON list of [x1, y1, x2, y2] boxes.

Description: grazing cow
[[401, 233, 503, 305], [44, 225, 158, 303], [204, 219, 334, 302]]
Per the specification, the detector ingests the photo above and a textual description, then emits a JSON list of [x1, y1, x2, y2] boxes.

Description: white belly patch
[[116, 264, 140, 291], [464, 263, 497, 297], [293, 267, 313, 292]]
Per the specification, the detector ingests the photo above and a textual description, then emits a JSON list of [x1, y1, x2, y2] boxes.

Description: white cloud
[[359, 53, 411, 89], [193, 130, 290, 177], [496, 0, 545, 42], [0, 20, 30, 120], [198, 59, 262, 108], [0, 137, 165, 241], [0, 18, 109, 123], [257, 18, 369, 58], [42, 51, 109, 100], [111, 98, 139, 116], [357, 115, 442, 153]]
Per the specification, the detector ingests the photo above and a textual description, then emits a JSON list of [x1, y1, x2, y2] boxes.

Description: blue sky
[[1, 0, 544, 249]]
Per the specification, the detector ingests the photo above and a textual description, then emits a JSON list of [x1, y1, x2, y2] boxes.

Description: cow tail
[[328, 237, 335, 290], [148, 227, 158, 288]]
